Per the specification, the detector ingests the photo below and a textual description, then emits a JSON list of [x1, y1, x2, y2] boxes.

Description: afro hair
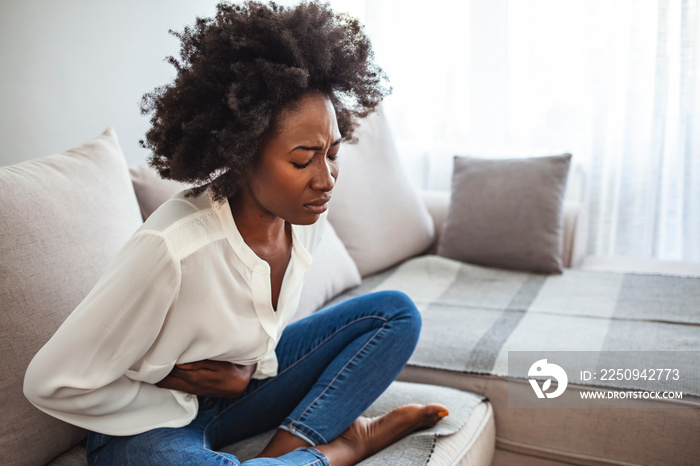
[[140, 1, 390, 201]]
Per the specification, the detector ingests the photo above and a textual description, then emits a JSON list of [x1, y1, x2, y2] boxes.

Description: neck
[[228, 189, 287, 251]]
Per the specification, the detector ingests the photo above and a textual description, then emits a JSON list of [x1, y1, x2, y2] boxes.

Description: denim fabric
[[86, 290, 421, 465]]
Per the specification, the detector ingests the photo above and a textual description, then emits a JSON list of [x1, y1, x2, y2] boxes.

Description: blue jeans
[[86, 291, 421, 465]]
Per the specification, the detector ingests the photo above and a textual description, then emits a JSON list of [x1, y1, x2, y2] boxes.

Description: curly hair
[[140, 1, 390, 201]]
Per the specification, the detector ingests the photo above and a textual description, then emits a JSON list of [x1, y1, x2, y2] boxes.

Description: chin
[[287, 212, 322, 226]]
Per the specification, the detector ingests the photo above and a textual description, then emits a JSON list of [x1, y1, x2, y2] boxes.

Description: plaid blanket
[[329, 255, 700, 396]]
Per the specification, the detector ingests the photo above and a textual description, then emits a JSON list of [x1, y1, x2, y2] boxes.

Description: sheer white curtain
[[323, 0, 700, 262]]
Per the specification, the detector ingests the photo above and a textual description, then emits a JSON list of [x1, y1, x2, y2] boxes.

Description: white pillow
[[129, 164, 191, 220], [294, 222, 361, 321], [328, 107, 435, 276], [1, 128, 143, 465]]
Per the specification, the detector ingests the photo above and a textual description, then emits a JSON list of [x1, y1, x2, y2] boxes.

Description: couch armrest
[[420, 190, 450, 255], [419, 190, 588, 268], [561, 201, 588, 268]]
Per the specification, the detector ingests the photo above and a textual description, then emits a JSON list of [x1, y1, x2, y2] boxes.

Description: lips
[[303, 197, 330, 214], [304, 197, 330, 206]]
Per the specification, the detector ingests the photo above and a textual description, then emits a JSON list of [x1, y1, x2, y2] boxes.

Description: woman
[[23, 2, 447, 465]]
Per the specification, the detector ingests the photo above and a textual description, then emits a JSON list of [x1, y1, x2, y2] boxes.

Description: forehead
[[275, 93, 340, 140]]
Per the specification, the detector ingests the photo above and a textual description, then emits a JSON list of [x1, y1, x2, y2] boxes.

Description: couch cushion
[[328, 107, 435, 277], [0, 128, 143, 465], [437, 154, 571, 274], [129, 163, 192, 220]]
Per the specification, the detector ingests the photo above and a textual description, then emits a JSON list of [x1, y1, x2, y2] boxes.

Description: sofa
[[1, 108, 698, 466]]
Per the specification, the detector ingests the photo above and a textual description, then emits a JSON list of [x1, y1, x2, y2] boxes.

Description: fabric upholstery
[[0, 128, 143, 465], [436, 402, 495, 466], [561, 201, 588, 268], [328, 107, 435, 277], [437, 154, 571, 274], [129, 163, 191, 220]]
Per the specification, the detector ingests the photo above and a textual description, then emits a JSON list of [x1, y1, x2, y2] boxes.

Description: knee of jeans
[[374, 290, 421, 338]]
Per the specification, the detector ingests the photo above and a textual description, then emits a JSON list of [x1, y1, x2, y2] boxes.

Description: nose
[[310, 157, 336, 192]]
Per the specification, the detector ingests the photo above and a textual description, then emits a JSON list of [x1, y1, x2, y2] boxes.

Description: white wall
[[0, 0, 222, 167]]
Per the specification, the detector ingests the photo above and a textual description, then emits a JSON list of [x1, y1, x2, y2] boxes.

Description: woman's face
[[244, 92, 341, 225]]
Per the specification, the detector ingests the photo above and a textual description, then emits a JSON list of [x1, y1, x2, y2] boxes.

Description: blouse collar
[[208, 189, 312, 339]]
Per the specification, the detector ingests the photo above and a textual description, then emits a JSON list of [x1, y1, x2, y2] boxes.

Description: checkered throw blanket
[[330, 255, 700, 396]]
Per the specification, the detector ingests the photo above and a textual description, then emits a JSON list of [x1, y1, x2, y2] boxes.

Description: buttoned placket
[[209, 190, 313, 352]]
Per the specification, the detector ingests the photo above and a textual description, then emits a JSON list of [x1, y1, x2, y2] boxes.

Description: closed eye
[[292, 160, 312, 169]]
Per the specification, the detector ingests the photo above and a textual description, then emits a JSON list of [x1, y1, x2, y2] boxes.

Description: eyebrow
[[289, 138, 342, 153]]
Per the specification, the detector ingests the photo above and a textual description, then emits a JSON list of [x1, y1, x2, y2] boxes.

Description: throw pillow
[[0, 128, 143, 465], [328, 106, 435, 276], [437, 154, 572, 274], [294, 221, 362, 321], [129, 163, 192, 220]]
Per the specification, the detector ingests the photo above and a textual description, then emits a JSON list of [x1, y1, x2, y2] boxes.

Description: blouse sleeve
[[23, 231, 191, 435]]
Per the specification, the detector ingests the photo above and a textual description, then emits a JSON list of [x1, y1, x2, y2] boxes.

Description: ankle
[[257, 429, 312, 458], [315, 438, 361, 466]]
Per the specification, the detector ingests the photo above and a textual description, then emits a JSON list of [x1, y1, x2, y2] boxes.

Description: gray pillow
[[437, 154, 572, 274]]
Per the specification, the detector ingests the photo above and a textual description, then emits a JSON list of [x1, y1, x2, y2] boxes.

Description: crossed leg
[[87, 291, 447, 466]]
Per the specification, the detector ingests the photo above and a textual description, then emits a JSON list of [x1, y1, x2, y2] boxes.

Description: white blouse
[[23, 189, 326, 436]]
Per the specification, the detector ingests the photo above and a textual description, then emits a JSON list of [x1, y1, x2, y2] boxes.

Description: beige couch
[[2, 108, 697, 465]]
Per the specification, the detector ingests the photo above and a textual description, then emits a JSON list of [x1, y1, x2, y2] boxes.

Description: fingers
[[169, 364, 227, 388], [169, 366, 210, 384], [157, 360, 255, 398], [176, 360, 230, 371], [156, 375, 194, 393]]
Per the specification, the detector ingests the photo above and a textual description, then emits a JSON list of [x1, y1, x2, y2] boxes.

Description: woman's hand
[[156, 360, 256, 398]]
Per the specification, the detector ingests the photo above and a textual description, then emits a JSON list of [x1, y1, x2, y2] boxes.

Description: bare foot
[[315, 403, 448, 466]]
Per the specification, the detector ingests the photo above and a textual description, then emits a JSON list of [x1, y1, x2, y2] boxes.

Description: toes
[[420, 404, 450, 427]]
